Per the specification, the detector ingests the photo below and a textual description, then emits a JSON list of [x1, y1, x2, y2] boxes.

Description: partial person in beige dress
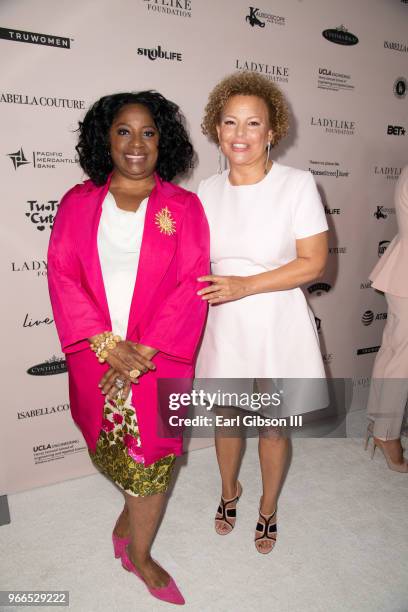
[[366, 164, 408, 473]]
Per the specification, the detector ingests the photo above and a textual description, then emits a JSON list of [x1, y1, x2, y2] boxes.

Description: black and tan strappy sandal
[[214, 481, 243, 535], [255, 505, 277, 554]]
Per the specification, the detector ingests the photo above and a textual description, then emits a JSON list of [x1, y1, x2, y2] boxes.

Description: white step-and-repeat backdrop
[[1, 0, 407, 493]]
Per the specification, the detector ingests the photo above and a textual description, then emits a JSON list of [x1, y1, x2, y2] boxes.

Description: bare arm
[[198, 231, 328, 305]]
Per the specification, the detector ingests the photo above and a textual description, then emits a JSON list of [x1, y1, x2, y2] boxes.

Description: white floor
[[1, 438, 408, 612]]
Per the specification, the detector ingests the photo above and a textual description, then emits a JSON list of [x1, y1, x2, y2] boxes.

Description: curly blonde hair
[[201, 71, 289, 146]]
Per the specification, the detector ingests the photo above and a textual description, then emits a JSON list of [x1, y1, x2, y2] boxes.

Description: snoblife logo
[[245, 7, 285, 28], [0, 27, 72, 48], [137, 45, 182, 61]]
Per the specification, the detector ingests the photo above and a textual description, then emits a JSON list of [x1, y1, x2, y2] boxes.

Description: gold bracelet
[[90, 331, 122, 363]]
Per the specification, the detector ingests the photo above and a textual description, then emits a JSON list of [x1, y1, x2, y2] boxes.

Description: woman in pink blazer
[[48, 91, 209, 604], [366, 164, 408, 473]]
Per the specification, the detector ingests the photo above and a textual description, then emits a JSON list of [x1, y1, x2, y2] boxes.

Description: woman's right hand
[[106, 340, 156, 380]]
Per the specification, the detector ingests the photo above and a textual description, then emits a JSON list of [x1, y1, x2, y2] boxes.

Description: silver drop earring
[[218, 145, 223, 174], [265, 141, 271, 175]]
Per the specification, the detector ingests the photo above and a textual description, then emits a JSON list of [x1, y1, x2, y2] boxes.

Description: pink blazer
[[47, 173, 210, 465], [370, 164, 408, 297]]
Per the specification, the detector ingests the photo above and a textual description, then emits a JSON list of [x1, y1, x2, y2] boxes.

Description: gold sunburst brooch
[[155, 207, 176, 236]]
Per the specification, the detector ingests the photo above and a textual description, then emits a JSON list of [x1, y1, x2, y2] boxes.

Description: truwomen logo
[[0, 27, 72, 48]]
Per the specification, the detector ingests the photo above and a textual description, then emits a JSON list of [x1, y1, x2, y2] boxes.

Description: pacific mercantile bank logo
[[142, 0, 192, 18], [245, 7, 285, 28], [137, 45, 182, 61], [322, 25, 358, 46], [311, 117, 355, 136], [25, 200, 59, 231], [235, 59, 289, 83], [0, 26, 72, 48], [7, 146, 77, 170], [309, 160, 349, 179], [27, 356, 67, 376]]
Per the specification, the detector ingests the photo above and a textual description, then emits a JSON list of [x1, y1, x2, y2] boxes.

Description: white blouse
[[97, 192, 147, 403]]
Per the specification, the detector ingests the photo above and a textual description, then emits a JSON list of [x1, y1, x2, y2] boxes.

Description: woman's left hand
[[99, 368, 133, 402], [197, 275, 249, 305]]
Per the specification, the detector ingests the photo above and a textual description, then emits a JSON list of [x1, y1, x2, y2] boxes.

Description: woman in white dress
[[196, 72, 329, 553]]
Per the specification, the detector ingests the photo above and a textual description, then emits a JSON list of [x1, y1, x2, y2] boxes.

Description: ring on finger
[[129, 368, 141, 379], [115, 377, 125, 389]]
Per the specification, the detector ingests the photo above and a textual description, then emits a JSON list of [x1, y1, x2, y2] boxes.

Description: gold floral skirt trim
[[88, 394, 175, 497]]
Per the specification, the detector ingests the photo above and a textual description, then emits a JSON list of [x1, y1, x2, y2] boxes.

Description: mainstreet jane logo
[[7, 147, 77, 170], [0, 27, 72, 48], [27, 356, 67, 376], [394, 77, 407, 99], [374, 205, 395, 220], [311, 117, 355, 136], [317, 67, 354, 92], [322, 25, 358, 46], [235, 59, 289, 83], [25, 200, 59, 231], [309, 160, 349, 178], [307, 282, 332, 296], [245, 7, 285, 28], [137, 45, 182, 61], [143, 0, 192, 18]]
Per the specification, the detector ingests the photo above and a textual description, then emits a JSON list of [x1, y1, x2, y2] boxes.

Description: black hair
[[76, 91, 194, 185]]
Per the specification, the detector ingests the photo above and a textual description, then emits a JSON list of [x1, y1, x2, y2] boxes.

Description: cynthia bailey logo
[[1, 92, 85, 109], [143, 0, 192, 18], [0, 27, 72, 48], [137, 45, 182, 61], [25, 200, 59, 231], [7, 147, 77, 170], [322, 25, 358, 46], [311, 117, 355, 135], [27, 356, 67, 376], [245, 7, 285, 28], [235, 59, 289, 83], [12, 260, 47, 276]]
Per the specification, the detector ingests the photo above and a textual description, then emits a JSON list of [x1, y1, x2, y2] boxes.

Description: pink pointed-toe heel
[[121, 546, 185, 605], [112, 532, 131, 559]]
